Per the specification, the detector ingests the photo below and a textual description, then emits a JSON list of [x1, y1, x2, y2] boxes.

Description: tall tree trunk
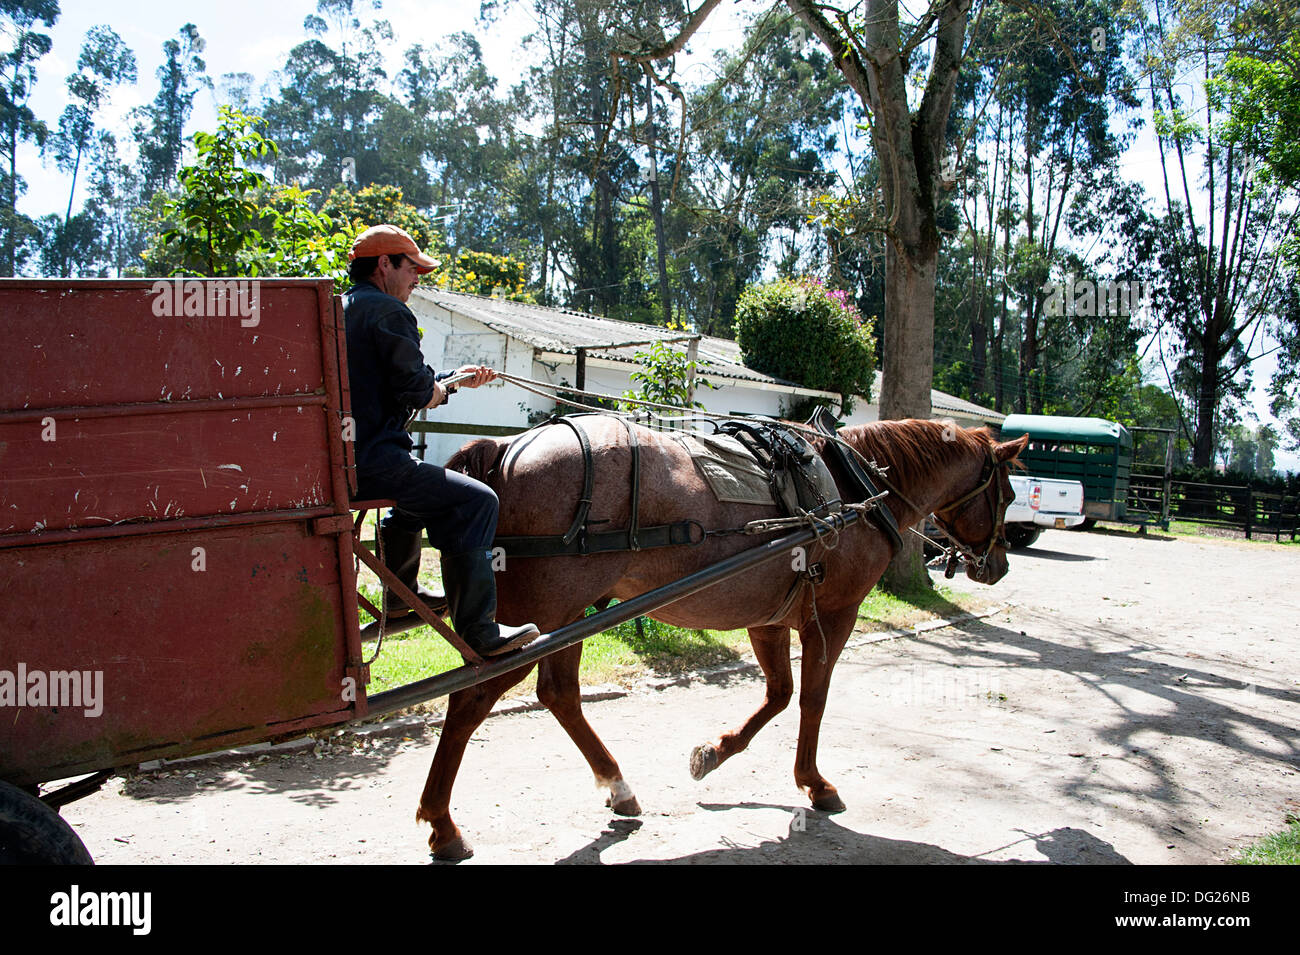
[[1193, 334, 1221, 467], [645, 71, 671, 327]]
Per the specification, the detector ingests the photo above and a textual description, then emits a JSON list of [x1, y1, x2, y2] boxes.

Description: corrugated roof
[[414, 288, 685, 353], [414, 288, 812, 391]]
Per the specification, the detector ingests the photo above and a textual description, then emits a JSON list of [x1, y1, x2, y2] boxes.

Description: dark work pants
[[354, 452, 498, 555]]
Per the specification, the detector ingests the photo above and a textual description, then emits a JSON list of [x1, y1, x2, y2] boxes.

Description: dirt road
[[62, 527, 1300, 864]]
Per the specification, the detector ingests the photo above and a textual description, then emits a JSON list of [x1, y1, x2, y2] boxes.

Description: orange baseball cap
[[349, 224, 439, 273]]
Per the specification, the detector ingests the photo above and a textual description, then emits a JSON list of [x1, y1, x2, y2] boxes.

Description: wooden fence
[[1154, 479, 1300, 541]]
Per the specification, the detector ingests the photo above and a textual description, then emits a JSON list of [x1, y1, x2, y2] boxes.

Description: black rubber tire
[[1076, 518, 1098, 531], [1003, 524, 1043, 550], [0, 780, 94, 864]]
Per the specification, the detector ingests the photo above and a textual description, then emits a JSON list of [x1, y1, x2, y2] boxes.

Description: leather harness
[[490, 410, 905, 562]]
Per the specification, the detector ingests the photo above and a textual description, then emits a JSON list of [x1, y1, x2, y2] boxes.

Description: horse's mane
[[839, 419, 994, 490]]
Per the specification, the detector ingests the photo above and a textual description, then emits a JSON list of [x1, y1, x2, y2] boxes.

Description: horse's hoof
[[811, 791, 846, 813], [603, 778, 642, 816], [689, 743, 719, 780], [609, 794, 642, 816], [431, 834, 474, 861]]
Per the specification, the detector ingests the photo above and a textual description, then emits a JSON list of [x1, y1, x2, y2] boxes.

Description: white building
[[405, 288, 1004, 463]]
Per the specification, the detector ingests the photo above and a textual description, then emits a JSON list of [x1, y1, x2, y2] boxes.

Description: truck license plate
[[1054, 518, 1066, 529]]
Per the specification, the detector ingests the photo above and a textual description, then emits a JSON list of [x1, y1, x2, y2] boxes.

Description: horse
[[415, 415, 1028, 859]]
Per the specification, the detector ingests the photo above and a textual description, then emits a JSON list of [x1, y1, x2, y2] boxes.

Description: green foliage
[[1209, 3, 1300, 188], [143, 106, 278, 277], [256, 183, 348, 283], [734, 276, 876, 413], [621, 339, 716, 412]]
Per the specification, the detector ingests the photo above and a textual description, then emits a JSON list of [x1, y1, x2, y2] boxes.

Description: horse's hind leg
[[793, 604, 859, 813], [690, 625, 792, 780], [536, 643, 641, 816], [416, 665, 534, 861]]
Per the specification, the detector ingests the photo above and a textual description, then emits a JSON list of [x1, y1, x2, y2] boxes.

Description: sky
[[15, 0, 1298, 472]]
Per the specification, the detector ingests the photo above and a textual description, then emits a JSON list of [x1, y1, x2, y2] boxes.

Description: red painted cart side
[[0, 279, 367, 786]]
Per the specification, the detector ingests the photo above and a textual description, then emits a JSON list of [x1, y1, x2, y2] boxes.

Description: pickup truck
[[1003, 474, 1086, 548]]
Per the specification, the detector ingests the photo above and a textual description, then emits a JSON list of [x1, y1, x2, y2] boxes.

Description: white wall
[[406, 299, 546, 463]]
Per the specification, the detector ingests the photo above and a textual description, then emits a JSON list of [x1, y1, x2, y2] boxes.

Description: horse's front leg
[[536, 643, 642, 816], [690, 625, 792, 780], [416, 665, 535, 860], [793, 604, 859, 812]]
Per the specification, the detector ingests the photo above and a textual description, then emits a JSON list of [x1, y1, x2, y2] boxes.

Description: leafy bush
[[734, 276, 876, 413]]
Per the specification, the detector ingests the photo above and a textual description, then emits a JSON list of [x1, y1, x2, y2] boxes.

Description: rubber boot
[[380, 522, 448, 617], [442, 548, 540, 657]]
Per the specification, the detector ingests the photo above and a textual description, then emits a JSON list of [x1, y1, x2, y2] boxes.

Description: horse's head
[[930, 432, 1028, 584]]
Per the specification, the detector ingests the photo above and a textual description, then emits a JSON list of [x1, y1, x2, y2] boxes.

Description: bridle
[[873, 446, 1010, 579], [926, 447, 1009, 578]]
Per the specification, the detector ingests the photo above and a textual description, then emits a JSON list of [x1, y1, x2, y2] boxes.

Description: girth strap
[[494, 520, 702, 558], [552, 415, 594, 546]]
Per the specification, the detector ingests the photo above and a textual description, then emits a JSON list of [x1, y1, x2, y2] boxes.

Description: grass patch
[[1234, 820, 1300, 864], [857, 582, 993, 632]]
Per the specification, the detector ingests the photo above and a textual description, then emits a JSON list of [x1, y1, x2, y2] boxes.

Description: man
[[343, 223, 538, 657]]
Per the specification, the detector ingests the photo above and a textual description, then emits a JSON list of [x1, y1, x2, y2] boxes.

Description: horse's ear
[[994, 434, 1029, 464]]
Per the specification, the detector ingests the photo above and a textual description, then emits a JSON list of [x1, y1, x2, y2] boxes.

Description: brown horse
[[416, 415, 1028, 859]]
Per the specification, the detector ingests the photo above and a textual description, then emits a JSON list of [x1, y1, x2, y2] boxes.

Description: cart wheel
[[1003, 524, 1042, 550], [0, 780, 94, 865]]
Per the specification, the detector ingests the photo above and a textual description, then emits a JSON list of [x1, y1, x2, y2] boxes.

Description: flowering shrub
[[734, 276, 876, 412]]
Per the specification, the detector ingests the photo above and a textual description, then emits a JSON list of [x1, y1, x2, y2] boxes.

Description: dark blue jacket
[[343, 282, 453, 473]]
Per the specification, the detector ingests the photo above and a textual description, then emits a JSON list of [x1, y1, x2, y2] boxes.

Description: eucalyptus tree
[[1133, 0, 1300, 467], [133, 23, 210, 198], [673, 8, 849, 336], [47, 23, 135, 276], [0, 0, 59, 275], [938, 0, 1142, 416], [393, 34, 521, 248], [261, 0, 393, 193]]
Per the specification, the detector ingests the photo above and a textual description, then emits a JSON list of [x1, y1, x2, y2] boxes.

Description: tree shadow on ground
[[905, 613, 1300, 814]]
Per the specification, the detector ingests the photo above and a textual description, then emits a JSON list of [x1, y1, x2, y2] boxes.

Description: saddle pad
[[676, 433, 776, 506]]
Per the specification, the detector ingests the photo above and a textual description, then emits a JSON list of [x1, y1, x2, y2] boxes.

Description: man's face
[[375, 254, 422, 302]]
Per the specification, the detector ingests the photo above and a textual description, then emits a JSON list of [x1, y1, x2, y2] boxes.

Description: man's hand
[[451, 365, 498, 389], [425, 365, 499, 408]]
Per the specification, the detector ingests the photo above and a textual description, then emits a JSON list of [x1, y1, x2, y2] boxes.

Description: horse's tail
[[446, 437, 508, 486]]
